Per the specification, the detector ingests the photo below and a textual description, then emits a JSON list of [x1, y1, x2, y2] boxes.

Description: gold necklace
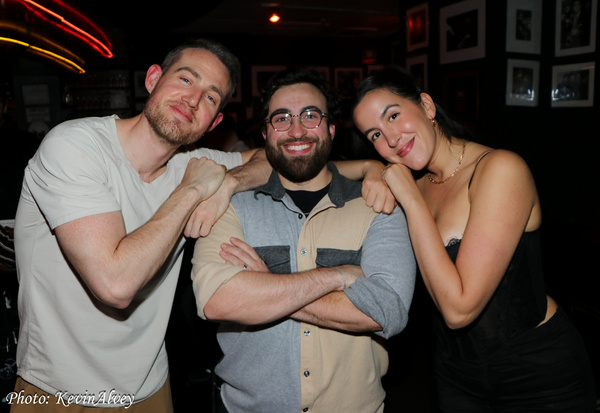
[[427, 141, 467, 184]]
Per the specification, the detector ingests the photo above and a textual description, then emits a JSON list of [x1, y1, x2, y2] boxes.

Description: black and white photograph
[[556, 0, 597, 56], [506, 0, 542, 53], [406, 54, 428, 90], [551, 61, 595, 106], [440, 0, 486, 64], [506, 59, 540, 106]]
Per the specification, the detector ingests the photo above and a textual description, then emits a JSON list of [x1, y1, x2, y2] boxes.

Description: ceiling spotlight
[[269, 12, 281, 23]]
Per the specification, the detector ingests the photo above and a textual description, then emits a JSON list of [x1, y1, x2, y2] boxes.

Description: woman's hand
[[361, 162, 397, 214], [220, 237, 270, 272], [381, 163, 421, 207]]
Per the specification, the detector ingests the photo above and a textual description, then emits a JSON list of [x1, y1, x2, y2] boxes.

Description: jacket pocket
[[315, 248, 362, 267], [255, 246, 291, 274]]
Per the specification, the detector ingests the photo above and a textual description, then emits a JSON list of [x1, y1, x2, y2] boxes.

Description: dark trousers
[[212, 373, 228, 413], [435, 308, 596, 412]]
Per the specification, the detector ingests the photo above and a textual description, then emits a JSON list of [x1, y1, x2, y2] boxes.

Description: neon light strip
[[0, 21, 84, 64], [0, 36, 85, 73], [18, 0, 113, 58], [49, 0, 111, 47]]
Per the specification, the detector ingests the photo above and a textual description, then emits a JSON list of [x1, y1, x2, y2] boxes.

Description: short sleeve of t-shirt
[[24, 117, 244, 231], [25, 118, 123, 230]]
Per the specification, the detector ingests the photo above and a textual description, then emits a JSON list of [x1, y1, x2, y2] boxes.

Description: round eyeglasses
[[266, 109, 328, 132]]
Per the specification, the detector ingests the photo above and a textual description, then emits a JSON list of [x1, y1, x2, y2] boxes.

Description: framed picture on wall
[[443, 71, 479, 130], [551, 61, 595, 107], [506, 0, 543, 53], [251, 65, 287, 97], [334, 68, 363, 99], [406, 3, 429, 51], [506, 59, 540, 106], [440, 0, 486, 64], [555, 0, 597, 56], [406, 54, 428, 90]]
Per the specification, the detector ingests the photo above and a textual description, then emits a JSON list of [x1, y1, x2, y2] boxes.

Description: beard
[[143, 94, 202, 147], [265, 133, 333, 183]]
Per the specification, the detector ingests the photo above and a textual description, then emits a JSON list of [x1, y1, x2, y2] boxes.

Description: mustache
[[277, 136, 320, 146], [167, 99, 195, 116]]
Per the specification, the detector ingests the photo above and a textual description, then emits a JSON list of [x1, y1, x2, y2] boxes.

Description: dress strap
[[468, 150, 494, 189]]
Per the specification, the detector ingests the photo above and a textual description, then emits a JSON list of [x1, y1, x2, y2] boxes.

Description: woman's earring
[[430, 118, 436, 125]]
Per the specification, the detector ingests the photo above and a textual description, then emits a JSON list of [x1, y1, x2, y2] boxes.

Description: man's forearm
[[56, 184, 207, 309], [226, 149, 271, 194], [203, 266, 345, 325], [184, 150, 271, 238], [333, 159, 383, 181], [291, 291, 382, 333]]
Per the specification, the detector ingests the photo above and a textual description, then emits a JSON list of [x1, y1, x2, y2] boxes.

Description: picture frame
[[405, 54, 428, 90], [551, 61, 595, 107], [506, 0, 543, 54], [334, 68, 363, 99], [506, 59, 540, 106], [556, 0, 597, 56], [440, 0, 486, 64], [443, 71, 479, 130], [406, 3, 429, 51], [251, 65, 287, 97]]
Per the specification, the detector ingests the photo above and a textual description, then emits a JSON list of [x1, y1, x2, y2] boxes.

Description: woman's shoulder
[[469, 146, 530, 173], [468, 146, 535, 189]]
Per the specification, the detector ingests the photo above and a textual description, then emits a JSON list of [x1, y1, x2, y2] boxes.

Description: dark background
[[1, 0, 598, 411]]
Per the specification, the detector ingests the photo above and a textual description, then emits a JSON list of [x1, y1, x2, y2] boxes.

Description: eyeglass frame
[[265, 108, 329, 132]]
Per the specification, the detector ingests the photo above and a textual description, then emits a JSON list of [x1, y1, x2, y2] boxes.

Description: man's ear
[[207, 112, 224, 132], [329, 123, 336, 140], [145, 64, 163, 95]]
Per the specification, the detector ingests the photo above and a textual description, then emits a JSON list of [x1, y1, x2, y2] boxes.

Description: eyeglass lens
[[270, 110, 325, 131]]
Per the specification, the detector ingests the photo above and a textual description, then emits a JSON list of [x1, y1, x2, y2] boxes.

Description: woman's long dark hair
[[354, 66, 475, 143]]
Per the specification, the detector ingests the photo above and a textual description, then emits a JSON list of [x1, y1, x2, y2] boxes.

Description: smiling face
[[143, 48, 231, 147], [263, 82, 335, 186], [354, 88, 437, 171]]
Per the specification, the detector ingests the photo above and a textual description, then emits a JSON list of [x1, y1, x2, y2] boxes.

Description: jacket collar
[[254, 162, 361, 207]]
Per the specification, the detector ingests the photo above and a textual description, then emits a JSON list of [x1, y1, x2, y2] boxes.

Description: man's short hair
[[160, 38, 240, 109], [258, 68, 341, 131]]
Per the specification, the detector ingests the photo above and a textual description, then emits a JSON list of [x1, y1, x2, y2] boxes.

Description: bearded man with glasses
[[191, 69, 416, 413]]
